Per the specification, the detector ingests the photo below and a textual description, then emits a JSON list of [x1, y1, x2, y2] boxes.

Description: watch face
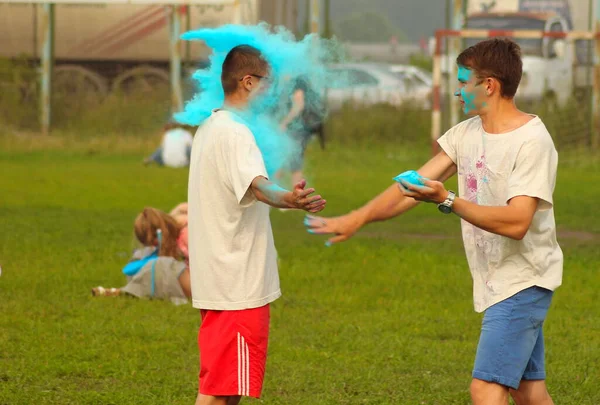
[[438, 204, 452, 214]]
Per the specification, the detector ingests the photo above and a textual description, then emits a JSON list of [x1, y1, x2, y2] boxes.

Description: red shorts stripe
[[237, 332, 250, 396], [198, 304, 270, 398]]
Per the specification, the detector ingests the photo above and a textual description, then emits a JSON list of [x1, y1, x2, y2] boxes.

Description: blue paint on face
[[456, 65, 484, 114], [457, 65, 471, 83], [175, 23, 345, 177], [461, 88, 477, 114]]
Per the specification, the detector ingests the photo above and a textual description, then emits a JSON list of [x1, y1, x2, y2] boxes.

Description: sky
[[329, 0, 447, 42], [293, 0, 448, 42]]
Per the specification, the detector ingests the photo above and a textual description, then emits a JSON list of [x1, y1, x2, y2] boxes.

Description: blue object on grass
[[393, 170, 424, 187], [122, 252, 158, 276]]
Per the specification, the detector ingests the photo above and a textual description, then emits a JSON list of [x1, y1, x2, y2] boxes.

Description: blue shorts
[[473, 286, 553, 390]]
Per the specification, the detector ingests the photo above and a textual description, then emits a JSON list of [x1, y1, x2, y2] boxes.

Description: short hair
[[456, 38, 522, 98], [221, 45, 269, 95]]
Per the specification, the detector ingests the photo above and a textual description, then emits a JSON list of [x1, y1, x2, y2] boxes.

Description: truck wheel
[[111, 66, 169, 95], [53, 65, 109, 102]]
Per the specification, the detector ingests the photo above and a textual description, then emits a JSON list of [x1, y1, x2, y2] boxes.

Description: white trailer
[[0, 1, 258, 98], [0, 0, 258, 133]]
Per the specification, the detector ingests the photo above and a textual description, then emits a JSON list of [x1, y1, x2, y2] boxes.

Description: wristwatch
[[438, 191, 456, 214]]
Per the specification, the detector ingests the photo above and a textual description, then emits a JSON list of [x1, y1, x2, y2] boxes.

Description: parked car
[[388, 64, 432, 107], [389, 64, 432, 87], [325, 63, 430, 110]]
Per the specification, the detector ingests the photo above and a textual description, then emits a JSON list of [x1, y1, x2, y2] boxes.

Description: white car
[[388, 64, 433, 107], [325, 63, 430, 110]]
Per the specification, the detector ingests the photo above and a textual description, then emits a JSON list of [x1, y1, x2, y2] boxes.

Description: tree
[[322, 0, 333, 39], [335, 11, 405, 43], [303, 0, 310, 36]]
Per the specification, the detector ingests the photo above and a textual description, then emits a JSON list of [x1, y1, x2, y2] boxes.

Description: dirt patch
[[360, 231, 455, 241], [361, 230, 599, 243], [557, 230, 598, 241]]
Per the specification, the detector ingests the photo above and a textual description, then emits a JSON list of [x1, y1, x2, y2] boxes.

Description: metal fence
[[0, 0, 256, 133]]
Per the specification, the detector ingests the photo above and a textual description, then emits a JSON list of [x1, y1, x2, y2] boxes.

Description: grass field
[[0, 127, 599, 404]]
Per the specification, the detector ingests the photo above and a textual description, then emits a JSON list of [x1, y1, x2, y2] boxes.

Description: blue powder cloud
[[175, 23, 344, 177]]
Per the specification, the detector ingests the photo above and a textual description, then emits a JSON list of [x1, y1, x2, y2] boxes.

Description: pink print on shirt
[[459, 151, 502, 290], [460, 153, 490, 204], [466, 174, 478, 197]]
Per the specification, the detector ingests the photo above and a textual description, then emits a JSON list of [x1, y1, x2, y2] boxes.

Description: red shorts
[[198, 304, 270, 398]]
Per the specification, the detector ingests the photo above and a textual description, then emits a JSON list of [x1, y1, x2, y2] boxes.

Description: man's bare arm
[[305, 151, 456, 244], [452, 196, 537, 240], [401, 178, 538, 241], [354, 151, 457, 225]]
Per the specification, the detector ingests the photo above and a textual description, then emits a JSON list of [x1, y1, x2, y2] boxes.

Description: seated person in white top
[[144, 123, 194, 168]]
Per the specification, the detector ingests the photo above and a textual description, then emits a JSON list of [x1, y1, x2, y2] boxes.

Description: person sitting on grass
[[92, 206, 191, 303], [143, 123, 195, 168], [167, 201, 189, 256]]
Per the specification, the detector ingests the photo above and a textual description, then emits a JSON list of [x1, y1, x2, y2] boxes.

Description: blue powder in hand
[[393, 170, 424, 187]]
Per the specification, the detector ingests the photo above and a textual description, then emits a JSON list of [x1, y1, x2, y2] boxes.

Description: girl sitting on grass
[[92, 205, 191, 303]]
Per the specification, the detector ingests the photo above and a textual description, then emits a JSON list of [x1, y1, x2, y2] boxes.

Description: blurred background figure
[[277, 75, 326, 187], [143, 123, 195, 168], [389, 35, 398, 55]]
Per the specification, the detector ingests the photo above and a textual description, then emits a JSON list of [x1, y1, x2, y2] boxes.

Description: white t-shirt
[[187, 110, 280, 310], [161, 128, 193, 168], [438, 115, 563, 312]]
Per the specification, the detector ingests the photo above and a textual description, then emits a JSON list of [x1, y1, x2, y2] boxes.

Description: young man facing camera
[[306, 39, 561, 405], [188, 45, 326, 405]]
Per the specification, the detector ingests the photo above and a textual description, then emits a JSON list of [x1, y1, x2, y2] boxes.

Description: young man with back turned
[[188, 45, 327, 405]]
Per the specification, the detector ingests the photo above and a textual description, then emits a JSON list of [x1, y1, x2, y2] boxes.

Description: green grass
[[0, 132, 599, 404]]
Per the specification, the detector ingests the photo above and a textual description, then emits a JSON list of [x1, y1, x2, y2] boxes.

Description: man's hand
[[285, 180, 327, 213], [399, 179, 449, 204], [251, 177, 326, 212], [304, 211, 365, 246]]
